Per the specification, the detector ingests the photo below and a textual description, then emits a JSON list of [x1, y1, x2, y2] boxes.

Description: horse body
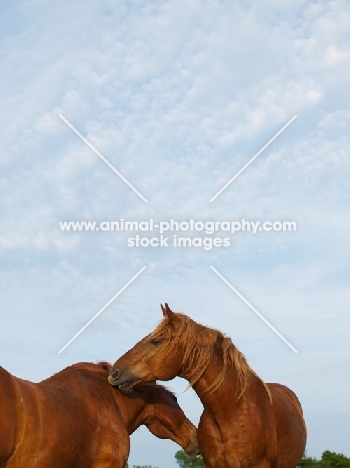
[[109, 304, 307, 468], [0, 361, 197, 468]]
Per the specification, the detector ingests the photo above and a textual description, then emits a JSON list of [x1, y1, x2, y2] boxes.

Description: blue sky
[[1, 0, 350, 466]]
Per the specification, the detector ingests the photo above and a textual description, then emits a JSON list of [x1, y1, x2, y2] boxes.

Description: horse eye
[[150, 339, 161, 346]]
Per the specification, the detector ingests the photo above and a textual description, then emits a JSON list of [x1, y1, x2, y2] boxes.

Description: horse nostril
[[111, 369, 120, 380]]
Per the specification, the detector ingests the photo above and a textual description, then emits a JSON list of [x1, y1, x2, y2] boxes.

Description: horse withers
[[0, 361, 198, 467], [109, 304, 307, 468]]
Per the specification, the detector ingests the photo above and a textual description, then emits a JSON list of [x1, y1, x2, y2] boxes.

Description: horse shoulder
[[30, 371, 130, 466], [82, 376, 131, 468], [54, 369, 131, 465], [197, 409, 229, 468]]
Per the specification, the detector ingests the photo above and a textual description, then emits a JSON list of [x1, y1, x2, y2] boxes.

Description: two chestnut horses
[[0, 361, 198, 467], [109, 304, 307, 468]]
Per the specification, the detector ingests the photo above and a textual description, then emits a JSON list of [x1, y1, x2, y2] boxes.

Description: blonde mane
[[149, 313, 271, 402]]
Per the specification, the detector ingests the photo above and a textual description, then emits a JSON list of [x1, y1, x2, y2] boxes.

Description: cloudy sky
[[1, 0, 349, 466]]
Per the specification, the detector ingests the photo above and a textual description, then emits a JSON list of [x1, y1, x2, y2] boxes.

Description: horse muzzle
[[108, 365, 138, 392]]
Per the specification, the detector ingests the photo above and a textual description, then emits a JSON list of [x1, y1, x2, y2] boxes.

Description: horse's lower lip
[[118, 381, 133, 392], [108, 376, 133, 391]]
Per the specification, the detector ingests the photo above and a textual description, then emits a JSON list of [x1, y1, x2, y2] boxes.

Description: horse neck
[[190, 348, 243, 413], [114, 391, 149, 434]]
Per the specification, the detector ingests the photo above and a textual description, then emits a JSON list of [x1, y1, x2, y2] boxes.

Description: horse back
[[0, 367, 17, 465], [268, 383, 307, 468]]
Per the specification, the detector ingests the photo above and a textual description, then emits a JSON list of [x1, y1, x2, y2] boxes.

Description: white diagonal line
[[210, 266, 298, 353], [59, 114, 148, 202], [209, 115, 297, 202], [58, 266, 147, 354]]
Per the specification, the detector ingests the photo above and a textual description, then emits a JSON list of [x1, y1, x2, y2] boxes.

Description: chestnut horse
[[109, 304, 307, 468], [0, 361, 198, 468]]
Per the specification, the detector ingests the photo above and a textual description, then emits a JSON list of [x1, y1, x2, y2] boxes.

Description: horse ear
[[160, 303, 174, 320]]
